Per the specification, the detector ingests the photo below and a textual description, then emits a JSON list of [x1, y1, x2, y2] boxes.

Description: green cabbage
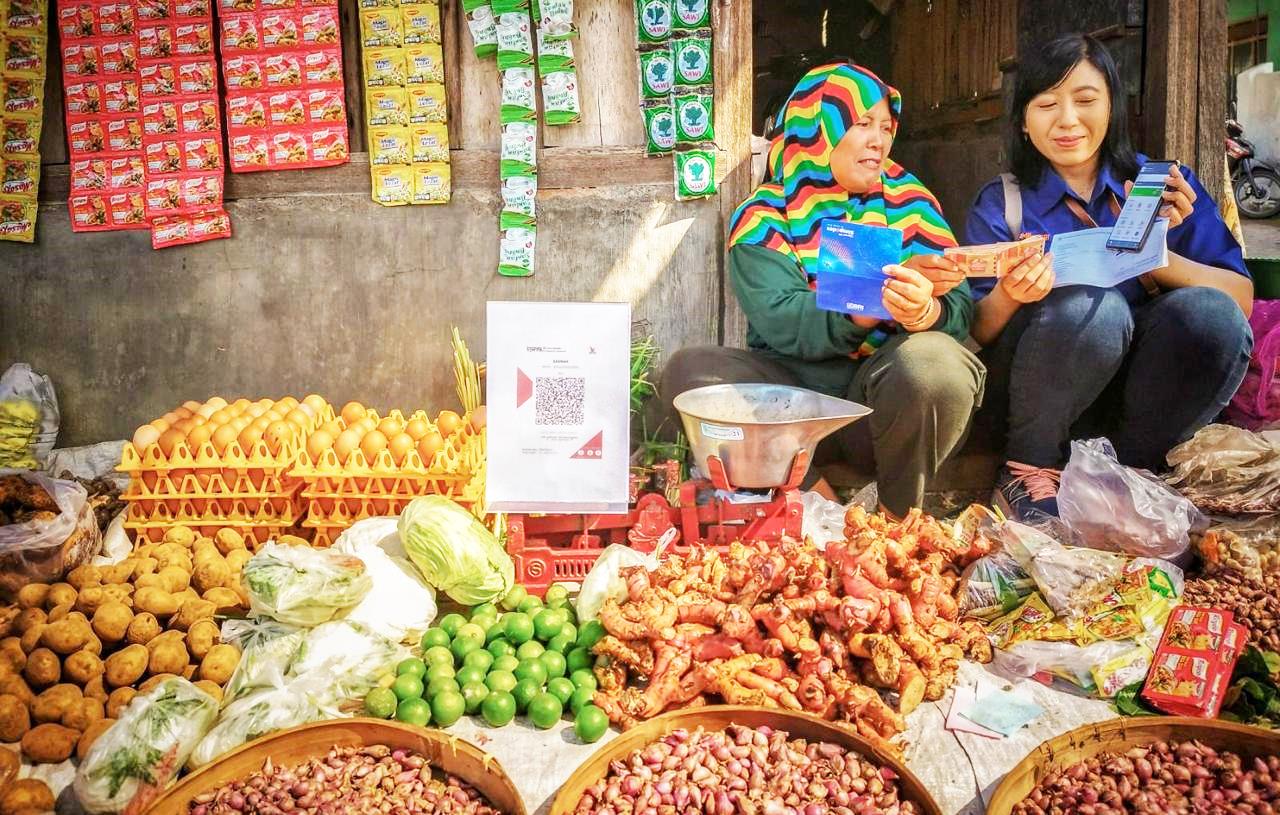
[[398, 496, 513, 604]]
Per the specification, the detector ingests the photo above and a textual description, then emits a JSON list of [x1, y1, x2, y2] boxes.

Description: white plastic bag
[[334, 517, 437, 643], [0, 363, 59, 468], [188, 674, 341, 768], [575, 529, 675, 622], [0, 472, 98, 592], [800, 491, 846, 550], [45, 440, 128, 484], [291, 619, 409, 697], [242, 542, 373, 626], [220, 618, 308, 703], [992, 639, 1137, 690]]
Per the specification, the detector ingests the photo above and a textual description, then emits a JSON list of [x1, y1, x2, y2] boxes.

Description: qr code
[[535, 376, 585, 426]]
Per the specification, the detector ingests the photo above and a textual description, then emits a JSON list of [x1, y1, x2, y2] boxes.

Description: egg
[[417, 431, 444, 465], [186, 423, 214, 450], [320, 420, 343, 438], [277, 397, 299, 412], [306, 430, 335, 461], [230, 417, 251, 433], [132, 424, 162, 450], [149, 418, 170, 433], [187, 414, 207, 426], [252, 416, 272, 432], [334, 429, 363, 463], [157, 428, 186, 457], [255, 398, 274, 410], [436, 410, 462, 438], [182, 400, 203, 412], [377, 417, 404, 438], [296, 402, 317, 419], [302, 394, 327, 415], [172, 418, 195, 434], [232, 398, 252, 413], [196, 404, 216, 420], [340, 401, 366, 426], [173, 406, 193, 419], [356, 417, 378, 434], [209, 409, 232, 426], [286, 409, 312, 431], [360, 430, 389, 461], [211, 424, 239, 454], [206, 397, 229, 410], [388, 433, 415, 465], [264, 410, 285, 423], [469, 405, 487, 432], [162, 411, 182, 426], [404, 418, 430, 441], [247, 405, 267, 419], [264, 421, 294, 453], [238, 425, 264, 452]]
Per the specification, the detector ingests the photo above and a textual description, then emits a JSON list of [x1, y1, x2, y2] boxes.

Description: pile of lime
[[364, 583, 611, 744]]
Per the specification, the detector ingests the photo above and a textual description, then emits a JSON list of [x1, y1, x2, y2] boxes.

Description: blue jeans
[[979, 285, 1253, 470]]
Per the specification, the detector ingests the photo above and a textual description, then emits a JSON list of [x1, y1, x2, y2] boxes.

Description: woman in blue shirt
[[965, 33, 1253, 523]]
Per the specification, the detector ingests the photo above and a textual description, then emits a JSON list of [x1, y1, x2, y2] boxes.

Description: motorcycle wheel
[[1236, 167, 1280, 219]]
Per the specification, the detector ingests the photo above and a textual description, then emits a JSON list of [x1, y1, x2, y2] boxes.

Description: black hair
[[1008, 33, 1140, 187]]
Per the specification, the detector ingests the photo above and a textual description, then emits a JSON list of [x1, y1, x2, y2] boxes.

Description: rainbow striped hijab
[[729, 63, 956, 277]]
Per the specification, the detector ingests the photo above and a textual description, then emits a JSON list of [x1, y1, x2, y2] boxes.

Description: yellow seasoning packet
[[1091, 644, 1154, 698], [365, 86, 408, 126], [406, 82, 445, 123], [0, 155, 40, 195], [370, 164, 412, 206], [359, 8, 402, 48], [363, 46, 405, 88], [2, 33, 47, 78], [409, 122, 448, 163], [2, 76, 44, 120], [412, 161, 450, 204], [403, 43, 444, 84], [401, 2, 440, 44], [368, 125, 410, 165], [1084, 604, 1144, 642], [988, 593, 1055, 650], [0, 194, 36, 242]]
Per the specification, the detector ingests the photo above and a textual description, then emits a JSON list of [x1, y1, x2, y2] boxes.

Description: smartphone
[[1106, 159, 1177, 251]]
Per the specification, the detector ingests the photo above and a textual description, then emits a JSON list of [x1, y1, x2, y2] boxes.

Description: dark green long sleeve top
[[728, 243, 976, 396]]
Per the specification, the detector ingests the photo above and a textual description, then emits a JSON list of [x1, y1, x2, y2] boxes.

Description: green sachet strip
[[500, 121, 538, 177], [492, 0, 530, 13], [542, 68, 582, 126], [671, 0, 709, 30], [642, 100, 676, 155], [496, 10, 535, 70], [635, 0, 672, 44], [462, 0, 499, 58], [536, 0, 575, 41], [500, 67, 538, 123], [536, 27, 575, 73], [672, 32, 712, 85], [674, 89, 714, 144], [674, 149, 716, 200], [638, 46, 674, 99], [499, 226, 536, 276]]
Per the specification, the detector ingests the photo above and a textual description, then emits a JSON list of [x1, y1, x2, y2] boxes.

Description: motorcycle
[[1228, 117, 1280, 219]]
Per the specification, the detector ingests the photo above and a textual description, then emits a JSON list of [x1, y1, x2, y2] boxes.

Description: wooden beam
[[714, 0, 753, 349], [1196, 0, 1228, 204], [1143, 0, 1198, 170]]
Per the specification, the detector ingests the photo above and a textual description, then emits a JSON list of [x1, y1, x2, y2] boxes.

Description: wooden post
[[715, 0, 754, 348], [1196, 0, 1228, 202]]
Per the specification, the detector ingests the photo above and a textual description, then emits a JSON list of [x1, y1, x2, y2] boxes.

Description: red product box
[[223, 55, 263, 91], [308, 124, 347, 165], [58, 5, 97, 40], [144, 176, 182, 217], [174, 22, 214, 56], [142, 100, 179, 135], [105, 115, 144, 152], [139, 62, 179, 97], [97, 3, 137, 37], [1142, 606, 1247, 718], [183, 136, 222, 172], [229, 132, 269, 170], [306, 86, 343, 123], [225, 93, 266, 130], [266, 89, 305, 126], [151, 207, 232, 248], [62, 42, 101, 79], [259, 13, 299, 50], [177, 59, 217, 94], [64, 80, 103, 117], [180, 98, 220, 132], [102, 79, 140, 113], [70, 158, 109, 192], [138, 23, 176, 59], [67, 119, 107, 155], [144, 137, 184, 175], [175, 0, 212, 18], [301, 48, 340, 85], [110, 191, 148, 228], [220, 14, 260, 53], [299, 0, 335, 7], [109, 155, 146, 189], [100, 41, 139, 76], [136, 0, 175, 22], [262, 51, 302, 87]]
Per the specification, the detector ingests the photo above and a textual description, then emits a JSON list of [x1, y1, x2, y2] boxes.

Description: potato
[[0, 778, 54, 815], [198, 643, 239, 686], [148, 637, 189, 676], [185, 619, 219, 661], [98, 562, 133, 584], [193, 538, 219, 558], [125, 612, 161, 645], [135, 587, 179, 617], [174, 589, 201, 608], [134, 557, 159, 577], [18, 625, 43, 656], [45, 583, 76, 610], [106, 686, 136, 718], [170, 599, 215, 632], [82, 674, 107, 703], [192, 557, 231, 594], [135, 543, 157, 559], [0, 694, 30, 741], [41, 618, 92, 655], [163, 526, 195, 547], [77, 717, 115, 760], [64, 650, 103, 686], [225, 548, 252, 573], [214, 528, 247, 555], [155, 549, 192, 574], [75, 586, 106, 615], [0, 638, 24, 672], [83, 633, 102, 656], [133, 574, 163, 591], [12, 608, 44, 636], [62, 696, 104, 731], [137, 673, 177, 693], [22, 649, 59, 688], [66, 564, 102, 590], [0, 746, 16, 790], [0, 676, 34, 705], [104, 644, 148, 688], [92, 602, 133, 643], [31, 683, 81, 723], [201, 588, 241, 615], [181, 663, 196, 680], [16, 584, 49, 610], [0, 607, 17, 640], [100, 585, 134, 607], [44, 602, 72, 623], [157, 566, 191, 595], [21, 722, 78, 763]]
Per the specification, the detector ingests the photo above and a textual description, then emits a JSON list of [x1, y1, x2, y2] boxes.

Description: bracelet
[[901, 298, 939, 330]]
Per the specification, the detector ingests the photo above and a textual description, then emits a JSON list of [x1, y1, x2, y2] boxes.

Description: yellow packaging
[[368, 125, 410, 165], [371, 164, 412, 206], [2, 33, 46, 78], [407, 82, 445, 124], [365, 86, 408, 126], [363, 46, 405, 88], [401, 2, 440, 45], [988, 593, 1055, 650], [403, 43, 443, 84], [1, 75, 43, 120], [4, 0, 46, 34], [0, 154, 39, 195], [359, 8, 402, 48], [2, 116, 39, 155], [1091, 645, 1154, 698], [1083, 604, 1144, 642], [0, 194, 35, 242], [357, 0, 397, 9], [409, 122, 448, 163], [412, 161, 449, 204]]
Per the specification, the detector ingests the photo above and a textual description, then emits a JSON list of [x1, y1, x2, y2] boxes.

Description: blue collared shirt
[[963, 155, 1248, 303]]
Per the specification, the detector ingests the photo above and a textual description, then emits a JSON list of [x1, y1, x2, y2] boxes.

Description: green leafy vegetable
[[399, 496, 514, 605], [1113, 680, 1161, 718]]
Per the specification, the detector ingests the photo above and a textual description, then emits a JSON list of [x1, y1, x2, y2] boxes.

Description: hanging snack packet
[[500, 120, 537, 175], [401, 2, 441, 45], [371, 163, 413, 205], [500, 66, 536, 123], [461, 0, 497, 58], [410, 121, 448, 163], [638, 46, 674, 100], [642, 100, 676, 155], [360, 7, 402, 48], [535, 0, 573, 40], [369, 124, 410, 165], [407, 82, 446, 123], [498, 226, 536, 277], [495, 11, 533, 70], [674, 89, 713, 144], [541, 68, 581, 126], [491, 0, 528, 13], [672, 32, 711, 86], [535, 26, 573, 73], [0, 196, 36, 242], [404, 43, 444, 84], [635, 0, 671, 44], [674, 149, 715, 200], [412, 161, 450, 203], [366, 86, 409, 126], [500, 173, 536, 226], [363, 46, 405, 87], [671, 0, 708, 30]]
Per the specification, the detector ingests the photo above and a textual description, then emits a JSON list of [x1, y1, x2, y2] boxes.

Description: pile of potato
[[0, 526, 249, 765]]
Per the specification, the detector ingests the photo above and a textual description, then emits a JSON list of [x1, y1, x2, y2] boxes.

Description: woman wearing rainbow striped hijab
[[661, 63, 984, 517]]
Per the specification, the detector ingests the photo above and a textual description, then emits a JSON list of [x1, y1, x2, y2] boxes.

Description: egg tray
[[122, 470, 300, 500], [118, 435, 311, 475], [128, 519, 304, 546], [124, 492, 305, 525], [289, 424, 483, 481]]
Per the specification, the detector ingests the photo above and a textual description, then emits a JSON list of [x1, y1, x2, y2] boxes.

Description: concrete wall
[[1229, 0, 1280, 65], [1238, 62, 1280, 165]]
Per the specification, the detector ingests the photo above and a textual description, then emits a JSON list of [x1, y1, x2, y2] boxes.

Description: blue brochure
[[815, 221, 902, 321]]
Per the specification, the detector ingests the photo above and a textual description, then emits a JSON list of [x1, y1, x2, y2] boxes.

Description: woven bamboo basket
[[548, 705, 942, 815], [987, 716, 1280, 814]]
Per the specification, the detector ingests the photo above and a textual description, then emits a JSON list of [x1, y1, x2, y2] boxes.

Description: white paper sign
[[1049, 220, 1170, 289], [485, 301, 631, 513]]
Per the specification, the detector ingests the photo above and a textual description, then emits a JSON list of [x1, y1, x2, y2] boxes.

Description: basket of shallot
[[549, 705, 941, 815]]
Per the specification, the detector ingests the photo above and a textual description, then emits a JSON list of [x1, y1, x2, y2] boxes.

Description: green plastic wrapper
[[492, 0, 530, 12], [500, 120, 538, 177], [399, 495, 516, 603], [535, 0, 575, 40], [536, 27, 575, 73], [674, 89, 714, 144], [496, 10, 534, 70], [462, 0, 499, 58], [673, 33, 712, 86], [541, 68, 581, 126], [671, 0, 709, 30], [642, 100, 676, 155], [501, 174, 537, 228], [635, 0, 672, 44], [638, 46, 674, 100], [674, 149, 715, 200], [500, 66, 538, 123], [499, 226, 537, 276]]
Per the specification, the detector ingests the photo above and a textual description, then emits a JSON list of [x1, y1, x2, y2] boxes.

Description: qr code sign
[[535, 376, 585, 426]]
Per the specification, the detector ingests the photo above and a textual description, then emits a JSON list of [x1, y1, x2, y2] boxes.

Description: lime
[[516, 640, 545, 661], [492, 654, 520, 674], [472, 614, 498, 635], [438, 613, 467, 638], [396, 697, 432, 726], [461, 681, 489, 715], [574, 704, 609, 743], [455, 622, 487, 647], [364, 687, 397, 718], [539, 650, 567, 680], [527, 692, 563, 729], [546, 677, 575, 705], [547, 632, 575, 654], [566, 647, 594, 675], [488, 638, 516, 659], [514, 659, 548, 687], [456, 665, 487, 688], [431, 691, 466, 728], [481, 690, 516, 727], [512, 678, 540, 713], [426, 663, 456, 683], [391, 673, 424, 702], [561, 605, 577, 625], [499, 585, 528, 612], [570, 669, 597, 691], [544, 584, 570, 608], [576, 620, 606, 650], [485, 670, 518, 694], [517, 595, 543, 614], [426, 676, 461, 698], [503, 613, 534, 644], [420, 627, 451, 650], [533, 608, 566, 641], [470, 601, 499, 621], [463, 649, 494, 673], [397, 657, 427, 678], [568, 686, 595, 715], [485, 622, 507, 645], [424, 646, 454, 667], [559, 621, 578, 643], [451, 637, 480, 663]]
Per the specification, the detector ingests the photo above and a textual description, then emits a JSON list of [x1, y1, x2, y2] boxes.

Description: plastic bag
[[1057, 438, 1205, 560], [1165, 424, 1280, 514], [44, 440, 128, 484], [992, 638, 1139, 690], [0, 472, 99, 593], [220, 618, 308, 703], [188, 673, 341, 768], [290, 619, 409, 698], [334, 517, 437, 643], [1026, 543, 1129, 618], [242, 542, 373, 626], [92, 510, 132, 566], [800, 491, 846, 550], [576, 529, 675, 622], [0, 363, 59, 469], [74, 677, 219, 813], [1223, 299, 1280, 430]]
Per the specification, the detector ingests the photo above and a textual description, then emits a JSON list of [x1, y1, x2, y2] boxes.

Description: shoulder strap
[[1000, 172, 1022, 238]]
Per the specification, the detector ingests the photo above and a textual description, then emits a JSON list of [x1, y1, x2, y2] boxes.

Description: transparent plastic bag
[[800, 491, 847, 550], [334, 517, 437, 643], [242, 542, 373, 626], [0, 363, 59, 468], [0, 472, 99, 592], [290, 619, 409, 698], [576, 529, 675, 622], [1058, 438, 1205, 560], [220, 618, 308, 703], [992, 638, 1139, 691], [188, 673, 341, 769]]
